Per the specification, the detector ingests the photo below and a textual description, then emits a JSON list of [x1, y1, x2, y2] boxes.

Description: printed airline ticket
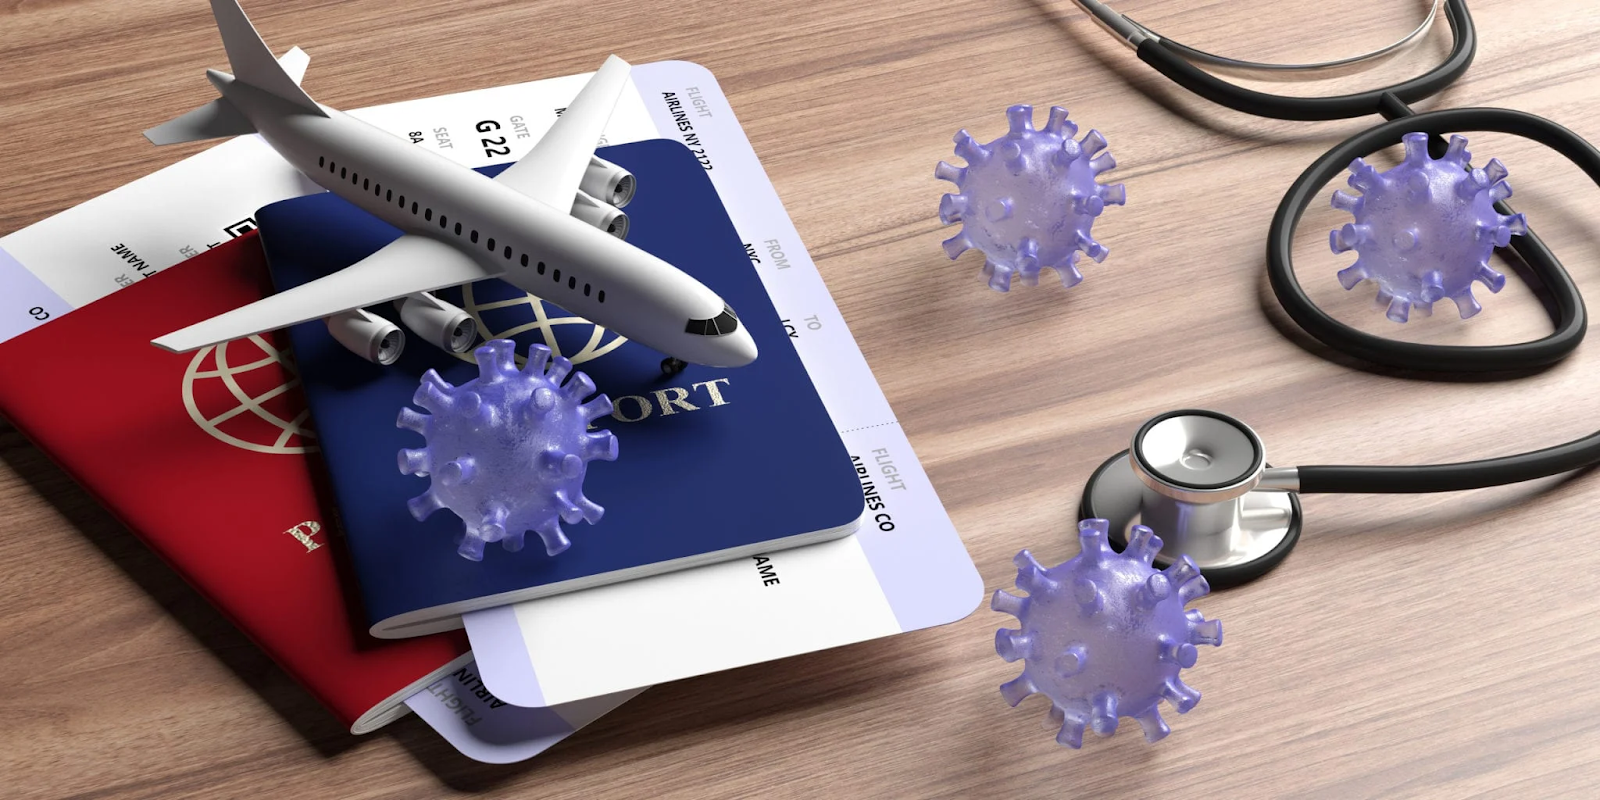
[[461, 63, 981, 709], [404, 661, 643, 764], [0, 60, 981, 760]]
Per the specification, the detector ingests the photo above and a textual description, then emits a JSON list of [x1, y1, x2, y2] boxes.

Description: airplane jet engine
[[325, 308, 405, 365], [581, 155, 636, 208], [570, 190, 630, 240], [396, 292, 478, 353]]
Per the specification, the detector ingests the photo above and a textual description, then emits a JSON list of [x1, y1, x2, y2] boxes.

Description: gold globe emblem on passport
[[181, 334, 317, 455], [446, 282, 627, 368], [177, 285, 624, 455]]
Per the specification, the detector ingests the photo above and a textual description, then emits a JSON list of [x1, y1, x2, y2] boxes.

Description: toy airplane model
[[148, 0, 757, 372]]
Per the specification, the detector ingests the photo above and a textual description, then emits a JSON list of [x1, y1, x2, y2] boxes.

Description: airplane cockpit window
[[685, 305, 740, 336]]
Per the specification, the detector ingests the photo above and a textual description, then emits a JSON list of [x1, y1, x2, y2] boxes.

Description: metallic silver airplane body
[[149, 0, 757, 369]]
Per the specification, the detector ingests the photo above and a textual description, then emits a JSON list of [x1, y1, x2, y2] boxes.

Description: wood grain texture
[[4, 0, 1600, 796]]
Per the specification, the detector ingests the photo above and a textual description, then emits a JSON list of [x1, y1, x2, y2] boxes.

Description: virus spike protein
[[937, 104, 1126, 292], [397, 339, 619, 561], [993, 519, 1222, 748], [1329, 132, 1527, 322]]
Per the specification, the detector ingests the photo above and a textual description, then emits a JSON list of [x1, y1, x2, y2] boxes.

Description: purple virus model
[[936, 104, 1126, 292], [1331, 131, 1528, 322], [398, 339, 618, 561], [993, 519, 1222, 748]]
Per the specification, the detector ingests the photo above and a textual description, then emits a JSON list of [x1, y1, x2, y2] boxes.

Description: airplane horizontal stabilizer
[[144, 97, 256, 145], [279, 46, 309, 85]]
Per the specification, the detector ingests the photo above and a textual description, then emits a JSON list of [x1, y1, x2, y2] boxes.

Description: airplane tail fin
[[144, 2, 321, 145], [209, 0, 319, 110]]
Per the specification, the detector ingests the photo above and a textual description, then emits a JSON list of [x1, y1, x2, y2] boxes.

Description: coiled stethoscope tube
[[1269, 108, 1600, 495], [1145, 1, 1445, 80], [1127, 0, 1474, 120], [1070, 0, 1600, 587], [1073, 0, 1449, 81]]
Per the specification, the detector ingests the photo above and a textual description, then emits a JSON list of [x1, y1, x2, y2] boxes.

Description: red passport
[[0, 235, 470, 733]]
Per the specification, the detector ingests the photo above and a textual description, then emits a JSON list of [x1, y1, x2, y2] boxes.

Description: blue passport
[[260, 139, 864, 639]]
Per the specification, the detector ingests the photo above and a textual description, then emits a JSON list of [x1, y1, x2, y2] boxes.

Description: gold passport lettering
[[610, 377, 732, 423], [283, 520, 324, 553]]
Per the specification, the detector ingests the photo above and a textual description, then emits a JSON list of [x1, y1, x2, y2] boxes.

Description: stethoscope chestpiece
[[1130, 410, 1265, 502], [1079, 409, 1302, 589]]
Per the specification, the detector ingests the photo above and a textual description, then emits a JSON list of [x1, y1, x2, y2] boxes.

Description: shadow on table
[[389, 631, 904, 791], [3, 421, 902, 786], [0, 426, 359, 759]]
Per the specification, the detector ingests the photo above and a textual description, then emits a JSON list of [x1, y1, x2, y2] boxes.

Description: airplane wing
[[492, 55, 631, 208], [152, 234, 502, 353]]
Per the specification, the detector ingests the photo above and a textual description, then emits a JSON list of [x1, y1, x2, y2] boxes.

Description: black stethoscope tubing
[[1273, 108, 1600, 495], [1122, 0, 1600, 496], [1133, 0, 1476, 122]]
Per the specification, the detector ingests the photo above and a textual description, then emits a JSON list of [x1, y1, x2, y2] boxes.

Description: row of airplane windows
[[318, 155, 607, 304]]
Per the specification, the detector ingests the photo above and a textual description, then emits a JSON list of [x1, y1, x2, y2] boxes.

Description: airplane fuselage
[[212, 71, 756, 367]]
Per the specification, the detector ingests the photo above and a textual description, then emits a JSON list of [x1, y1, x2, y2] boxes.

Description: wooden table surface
[[5, 0, 1600, 796]]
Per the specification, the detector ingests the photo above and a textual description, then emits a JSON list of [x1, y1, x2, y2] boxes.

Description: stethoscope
[[1067, 0, 1600, 588]]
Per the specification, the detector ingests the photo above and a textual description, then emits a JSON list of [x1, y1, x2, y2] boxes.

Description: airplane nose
[[724, 326, 758, 366]]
